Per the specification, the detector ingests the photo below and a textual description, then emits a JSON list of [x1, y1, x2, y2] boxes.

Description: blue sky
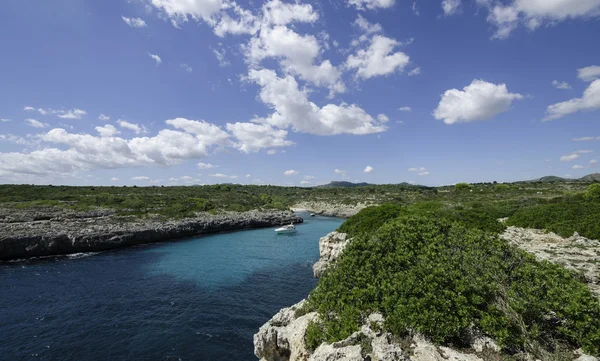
[[1, 0, 600, 187]]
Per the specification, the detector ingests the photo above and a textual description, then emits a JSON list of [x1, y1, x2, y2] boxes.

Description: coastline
[[290, 202, 370, 218], [0, 209, 302, 261]]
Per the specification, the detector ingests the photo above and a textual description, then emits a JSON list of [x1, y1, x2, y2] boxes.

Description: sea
[[0, 212, 343, 361]]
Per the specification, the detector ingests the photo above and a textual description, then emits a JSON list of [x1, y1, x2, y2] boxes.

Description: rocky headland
[[291, 202, 371, 218], [254, 227, 600, 361], [0, 208, 302, 261]]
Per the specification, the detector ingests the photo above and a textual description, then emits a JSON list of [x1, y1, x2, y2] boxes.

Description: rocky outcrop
[[291, 202, 370, 218], [0, 210, 302, 261], [500, 226, 600, 298], [312, 232, 351, 278]]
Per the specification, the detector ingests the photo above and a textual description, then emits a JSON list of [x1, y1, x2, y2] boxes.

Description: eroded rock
[[313, 232, 351, 278]]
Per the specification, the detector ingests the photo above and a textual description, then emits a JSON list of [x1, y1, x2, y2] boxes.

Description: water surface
[[0, 212, 343, 361]]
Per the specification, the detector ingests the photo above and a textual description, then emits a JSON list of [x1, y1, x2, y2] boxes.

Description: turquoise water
[[0, 212, 343, 361]]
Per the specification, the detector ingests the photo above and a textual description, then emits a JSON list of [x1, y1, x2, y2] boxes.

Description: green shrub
[[306, 216, 600, 356], [455, 183, 473, 191], [337, 204, 406, 237], [586, 184, 600, 200], [506, 198, 600, 239]]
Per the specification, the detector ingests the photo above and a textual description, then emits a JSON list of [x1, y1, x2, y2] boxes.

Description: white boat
[[275, 224, 297, 234], [310, 213, 316, 217]]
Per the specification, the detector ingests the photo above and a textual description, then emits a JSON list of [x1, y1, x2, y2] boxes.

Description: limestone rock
[[313, 232, 351, 278]]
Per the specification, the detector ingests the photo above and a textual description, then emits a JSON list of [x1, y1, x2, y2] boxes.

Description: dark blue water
[[0, 212, 343, 361]]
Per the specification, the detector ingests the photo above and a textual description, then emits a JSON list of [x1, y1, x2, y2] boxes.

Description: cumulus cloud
[[122, 16, 147, 28], [363, 165, 374, 173], [485, 0, 600, 39], [283, 169, 299, 175], [247, 69, 386, 136], [300, 180, 312, 185], [111, 177, 120, 181], [578, 65, 600, 82], [347, 0, 395, 10], [346, 34, 410, 79], [334, 169, 347, 176], [1, 118, 11, 122], [304, 175, 315, 180], [442, 0, 461, 15], [197, 162, 216, 169], [418, 171, 430, 176], [408, 167, 426, 172], [98, 113, 110, 121], [545, 80, 600, 120], [95, 124, 120, 137], [148, 0, 225, 25], [572, 164, 585, 169], [591, 159, 598, 164], [433, 79, 523, 124], [398, 106, 412, 112], [148, 52, 162, 64], [25, 119, 49, 128], [117, 120, 145, 134], [132, 176, 151, 181], [226, 122, 294, 153], [552, 80, 572, 90]]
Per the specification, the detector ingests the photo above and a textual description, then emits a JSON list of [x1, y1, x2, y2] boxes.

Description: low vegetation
[[305, 206, 600, 357]]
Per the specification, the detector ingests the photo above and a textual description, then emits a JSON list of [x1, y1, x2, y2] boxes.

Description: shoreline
[[0, 210, 302, 261]]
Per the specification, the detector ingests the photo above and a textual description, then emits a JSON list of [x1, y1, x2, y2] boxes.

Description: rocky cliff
[[254, 226, 600, 361], [0, 209, 302, 261], [292, 202, 370, 218]]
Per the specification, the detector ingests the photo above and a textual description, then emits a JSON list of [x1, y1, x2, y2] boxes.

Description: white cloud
[[245, 25, 345, 93], [95, 124, 120, 137], [261, 0, 319, 26], [166, 117, 229, 145], [377, 114, 389, 123], [591, 159, 598, 164], [226, 122, 293, 153], [354, 14, 383, 35], [209, 173, 239, 179], [578, 65, 600, 82], [560, 154, 580, 162], [347, 0, 395, 10], [1, 118, 11, 122], [486, 0, 600, 39], [197, 162, 216, 169], [132, 176, 151, 181], [25, 119, 49, 128], [334, 169, 347, 175], [408, 167, 426, 172], [111, 177, 120, 181], [213, 47, 230, 67], [346, 35, 410, 79], [418, 171, 430, 176], [122, 16, 147, 28], [266, 149, 277, 155], [398, 106, 412, 112], [573, 136, 599, 141], [180, 63, 193, 72], [0, 134, 34, 146], [545, 79, 600, 120], [412, 2, 420, 15], [433, 79, 523, 124], [117, 120, 145, 134], [552, 80, 572, 90], [284, 169, 299, 175], [148, 0, 225, 25], [574, 149, 593, 154], [24, 106, 86, 119], [148, 52, 162, 64], [98, 113, 110, 121], [572, 164, 584, 169], [304, 175, 315, 180], [408, 67, 421, 76], [442, 0, 461, 15], [247, 69, 386, 136], [300, 180, 312, 185], [363, 165, 374, 173]]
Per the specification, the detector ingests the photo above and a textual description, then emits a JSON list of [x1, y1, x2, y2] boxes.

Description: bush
[[337, 204, 406, 237], [306, 216, 600, 356], [586, 183, 600, 200], [455, 182, 473, 191], [506, 198, 600, 239]]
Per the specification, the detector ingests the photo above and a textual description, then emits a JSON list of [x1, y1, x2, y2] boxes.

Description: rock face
[[291, 202, 370, 218], [500, 226, 600, 298], [312, 232, 351, 278], [0, 210, 302, 261]]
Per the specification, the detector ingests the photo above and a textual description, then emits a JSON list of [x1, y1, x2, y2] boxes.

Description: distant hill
[[317, 181, 373, 188], [527, 173, 600, 183]]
